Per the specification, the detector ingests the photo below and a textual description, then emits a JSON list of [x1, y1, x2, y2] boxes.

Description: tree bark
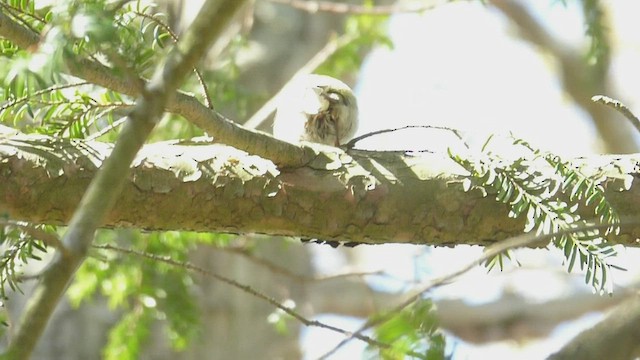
[[548, 294, 640, 360], [2, 127, 640, 246]]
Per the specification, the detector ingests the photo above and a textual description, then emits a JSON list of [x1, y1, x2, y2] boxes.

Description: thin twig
[[133, 10, 214, 109], [219, 246, 386, 282], [592, 95, 640, 135], [0, 82, 90, 112], [344, 124, 468, 149], [93, 243, 409, 353], [86, 116, 129, 141]]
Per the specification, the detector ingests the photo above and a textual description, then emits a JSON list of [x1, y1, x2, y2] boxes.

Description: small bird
[[273, 74, 358, 147]]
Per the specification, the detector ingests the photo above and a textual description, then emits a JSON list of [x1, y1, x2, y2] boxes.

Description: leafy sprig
[[66, 230, 231, 358], [449, 136, 622, 293], [0, 81, 133, 138], [0, 222, 51, 300], [0, 1, 173, 139], [368, 300, 446, 360]]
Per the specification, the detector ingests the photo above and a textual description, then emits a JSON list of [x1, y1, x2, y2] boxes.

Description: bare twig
[[592, 95, 640, 135], [93, 243, 412, 355], [85, 115, 129, 141], [344, 124, 468, 149], [219, 246, 386, 282], [133, 10, 214, 109]]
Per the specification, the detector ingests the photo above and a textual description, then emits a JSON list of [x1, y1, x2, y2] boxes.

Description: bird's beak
[[300, 86, 328, 114], [312, 85, 324, 96], [312, 86, 332, 111]]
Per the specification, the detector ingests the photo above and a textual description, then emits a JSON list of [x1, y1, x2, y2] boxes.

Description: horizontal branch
[[438, 289, 631, 343], [548, 294, 640, 360], [2, 128, 640, 246]]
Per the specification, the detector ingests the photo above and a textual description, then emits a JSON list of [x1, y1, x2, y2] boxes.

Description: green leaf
[[450, 135, 622, 292]]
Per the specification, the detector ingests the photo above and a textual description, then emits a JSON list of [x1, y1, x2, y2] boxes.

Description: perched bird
[[273, 74, 358, 147]]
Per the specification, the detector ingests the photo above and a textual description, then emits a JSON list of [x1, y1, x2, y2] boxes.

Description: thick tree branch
[[307, 277, 632, 343], [548, 294, 640, 360], [2, 129, 639, 246], [438, 289, 632, 344]]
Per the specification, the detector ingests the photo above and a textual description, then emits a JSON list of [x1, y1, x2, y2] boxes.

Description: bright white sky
[[356, 0, 595, 155], [302, 1, 640, 359]]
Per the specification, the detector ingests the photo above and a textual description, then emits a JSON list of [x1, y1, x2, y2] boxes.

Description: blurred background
[[7, 0, 640, 359]]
